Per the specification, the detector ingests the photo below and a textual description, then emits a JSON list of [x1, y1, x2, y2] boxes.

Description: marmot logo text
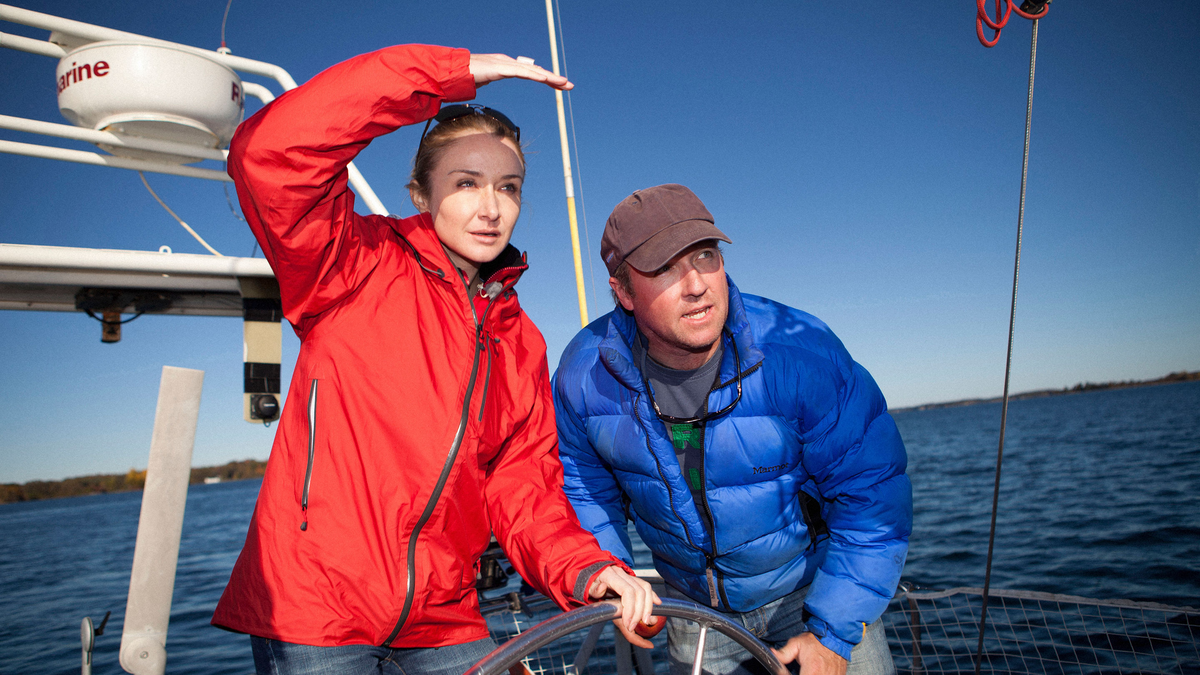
[[753, 463, 787, 475]]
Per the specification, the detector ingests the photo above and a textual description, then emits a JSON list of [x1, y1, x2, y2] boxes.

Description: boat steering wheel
[[466, 597, 787, 675]]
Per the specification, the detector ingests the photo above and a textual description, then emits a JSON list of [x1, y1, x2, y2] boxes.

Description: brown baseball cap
[[600, 184, 731, 276]]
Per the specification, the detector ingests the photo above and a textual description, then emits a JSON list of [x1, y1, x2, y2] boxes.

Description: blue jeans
[[250, 635, 499, 675], [664, 585, 895, 675]]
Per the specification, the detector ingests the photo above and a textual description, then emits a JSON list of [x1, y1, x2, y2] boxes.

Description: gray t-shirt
[[632, 334, 723, 525]]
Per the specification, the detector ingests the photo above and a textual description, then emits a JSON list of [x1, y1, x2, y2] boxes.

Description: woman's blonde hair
[[407, 113, 525, 201]]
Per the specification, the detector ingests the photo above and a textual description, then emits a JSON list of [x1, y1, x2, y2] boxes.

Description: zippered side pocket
[[301, 379, 318, 531], [798, 489, 829, 552]]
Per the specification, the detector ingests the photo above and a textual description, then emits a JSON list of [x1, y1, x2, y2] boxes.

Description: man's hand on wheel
[[773, 632, 847, 675]]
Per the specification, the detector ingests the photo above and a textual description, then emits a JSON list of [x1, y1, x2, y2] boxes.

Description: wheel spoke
[[691, 623, 709, 675]]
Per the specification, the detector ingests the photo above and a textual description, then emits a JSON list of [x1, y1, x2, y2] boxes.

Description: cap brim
[[624, 220, 732, 272]]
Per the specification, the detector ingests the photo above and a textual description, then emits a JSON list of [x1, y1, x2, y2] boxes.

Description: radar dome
[[56, 42, 244, 164]]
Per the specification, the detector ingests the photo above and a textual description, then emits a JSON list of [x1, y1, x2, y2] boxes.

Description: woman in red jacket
[[212, 45, 657, 675]]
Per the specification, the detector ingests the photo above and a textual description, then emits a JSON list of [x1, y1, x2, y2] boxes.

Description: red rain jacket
[[211, 44, 623, 648]]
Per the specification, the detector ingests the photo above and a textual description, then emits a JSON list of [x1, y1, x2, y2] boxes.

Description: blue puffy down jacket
[[553, 279, 912, 660]]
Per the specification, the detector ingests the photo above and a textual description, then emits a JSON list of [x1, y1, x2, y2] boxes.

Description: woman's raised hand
[[469, 53, 573, 90], [588, 565, 662, 648]]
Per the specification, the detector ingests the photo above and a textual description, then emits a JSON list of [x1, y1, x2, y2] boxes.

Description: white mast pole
[[544, 0, 589, 328], [119, 366, 204, 675]]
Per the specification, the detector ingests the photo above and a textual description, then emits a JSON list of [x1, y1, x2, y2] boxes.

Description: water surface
[[2, 381, 1196, 673]]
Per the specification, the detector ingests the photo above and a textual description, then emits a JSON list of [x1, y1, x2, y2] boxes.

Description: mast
[[544, 0, 589, 327]]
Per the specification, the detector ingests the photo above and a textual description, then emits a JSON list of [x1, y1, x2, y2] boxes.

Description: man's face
[[611, 241, 729, 370]]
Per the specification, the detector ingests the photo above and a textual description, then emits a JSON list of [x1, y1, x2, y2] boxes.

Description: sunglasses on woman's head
[[419, 104, 521, 146]]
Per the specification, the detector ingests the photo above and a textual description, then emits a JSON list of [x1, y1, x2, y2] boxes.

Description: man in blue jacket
[[553, 184, 912, 675]]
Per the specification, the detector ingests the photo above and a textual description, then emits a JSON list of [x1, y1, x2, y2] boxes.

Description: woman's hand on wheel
[[588, 566, 661, 647], [469, 53, 573, 90]]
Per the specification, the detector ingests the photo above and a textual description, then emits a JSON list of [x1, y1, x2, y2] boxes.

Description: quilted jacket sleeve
[[799, 359, 913, 661], [485, 358, 631, 610], [553, 345, 637, 566], [226, 44, 476, 336]]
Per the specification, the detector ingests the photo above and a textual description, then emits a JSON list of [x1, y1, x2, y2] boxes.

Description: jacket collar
[[598, 276, 765, 392], [478, 244, 528, 292]]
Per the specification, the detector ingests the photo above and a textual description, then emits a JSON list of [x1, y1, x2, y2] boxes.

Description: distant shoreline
[[0, 459, 266, 505], [6, 371, 1198, 502], [891, 370, 1200, 413]]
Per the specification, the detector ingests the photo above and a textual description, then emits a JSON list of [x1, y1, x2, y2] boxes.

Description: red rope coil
[[977, 0, 1049, 48]]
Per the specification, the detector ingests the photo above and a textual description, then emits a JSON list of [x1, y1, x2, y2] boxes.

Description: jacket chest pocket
[[474, 338, 523, 444], [476, 334, 501, 425]]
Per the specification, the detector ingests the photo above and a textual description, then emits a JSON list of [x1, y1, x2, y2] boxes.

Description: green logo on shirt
[[670, 423, 702, 450], [688, 468, 703, 490]]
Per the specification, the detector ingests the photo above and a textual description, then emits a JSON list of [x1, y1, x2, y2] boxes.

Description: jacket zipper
[[300, 379, 317, 531], [382, 271, 512, 646], [798, 489, 830, 553], [632, 395, 699, 549], [633, 391, 711, 605], [695, 420, 732, 609], [696, 342, 749, 611], [663, 338, 760, 608], [695, 421, 722, 608], [636, 378, 723, 607], [473, 275, 518, 423]]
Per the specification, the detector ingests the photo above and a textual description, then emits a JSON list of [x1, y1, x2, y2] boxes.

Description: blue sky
[[1, 1, 1197, 483]]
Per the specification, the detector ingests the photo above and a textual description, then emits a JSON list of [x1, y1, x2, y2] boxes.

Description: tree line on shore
[[0, 459, 268, 504], [892, 370, 1199, 413]]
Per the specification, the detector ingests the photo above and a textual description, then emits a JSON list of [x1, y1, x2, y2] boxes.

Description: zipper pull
[[704, 553, 719, 608], [481, 281, 504, 299], [705, 567, 719, 608]]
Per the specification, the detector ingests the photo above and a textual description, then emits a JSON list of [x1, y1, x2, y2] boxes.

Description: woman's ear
[[409, 186, 430, 214]]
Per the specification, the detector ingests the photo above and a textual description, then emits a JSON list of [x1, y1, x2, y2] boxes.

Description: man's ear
[[609, 277, 635, 312], [409, 187, 430, 214]]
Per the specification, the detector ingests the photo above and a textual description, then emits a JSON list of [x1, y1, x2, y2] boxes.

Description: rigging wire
[[218, 0, 250, 256], [216, 0, 257, 258], [138, 172, 225, 256], [220, 177, 257, 257], [219, 0, 235, 52], [554, 0, 600, 313], [974, 13, 1042, 675], [223, 183, 246, 224]]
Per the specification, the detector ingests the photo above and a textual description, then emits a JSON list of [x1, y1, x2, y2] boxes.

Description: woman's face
[[413, 132, 524, 276]]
